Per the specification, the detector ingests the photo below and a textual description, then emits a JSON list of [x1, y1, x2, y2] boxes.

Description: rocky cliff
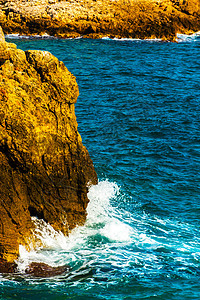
[[0, 26, 97, 263], [0, 0, 200, 41]]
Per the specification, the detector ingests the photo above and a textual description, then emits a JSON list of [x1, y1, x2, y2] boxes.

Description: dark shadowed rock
[[25, 262, 70, 277], [0, 258, 17, 273], [0, 259, 70, 277]]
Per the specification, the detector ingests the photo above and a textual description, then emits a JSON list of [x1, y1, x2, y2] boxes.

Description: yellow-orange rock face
[[0, 0, 200, 40], [0, 26, 97, 262]]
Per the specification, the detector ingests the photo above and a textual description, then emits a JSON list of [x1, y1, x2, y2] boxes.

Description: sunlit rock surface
[[0, 26, 97, 263], [0, 0, 200, 41]]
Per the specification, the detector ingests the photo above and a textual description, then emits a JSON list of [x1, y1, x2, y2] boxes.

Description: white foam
[[100, 219, 131, 242], [5, 33, 53, 40], [101, 37, 112, 40], [5, 34, 83, 40], [86, 181, 132, 241], [30, 217, 69, 250], [113, 37, 142, 41], [101, 36, 162, 42], [16, 180, 200, 275], [17, 181, 132, 270], [86, 180, 119, 222], [176, 31, 200, 42]]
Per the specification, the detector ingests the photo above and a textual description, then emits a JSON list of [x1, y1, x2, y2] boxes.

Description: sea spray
[[87, 181, 132, 242], [17, 179, 200, 275], [176, 31, 200, 42], [17, 181, 132, 271]]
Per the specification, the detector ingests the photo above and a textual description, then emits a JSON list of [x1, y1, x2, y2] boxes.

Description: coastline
[[0, 0, 200, 41], [4, 31, 200, 43]]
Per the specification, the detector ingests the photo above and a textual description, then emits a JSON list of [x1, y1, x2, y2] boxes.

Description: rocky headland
[[0, 25, 97, 270], [0, 0, 200, 41]]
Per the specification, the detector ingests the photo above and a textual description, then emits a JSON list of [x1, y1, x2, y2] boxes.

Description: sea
[[1, 32, 200, 299]]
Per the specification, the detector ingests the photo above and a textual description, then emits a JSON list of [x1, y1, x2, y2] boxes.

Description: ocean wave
[[5, 34, 163, 42], [5, 33, 55, 39], [5, 32, 200, 43], [15, 180, 200, 281], [16, 181, 131, 272], [101, 36, 163, 42], [5, 33, 85, 41]]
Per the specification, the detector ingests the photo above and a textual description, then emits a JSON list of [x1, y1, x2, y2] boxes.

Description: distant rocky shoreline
[[0, 0, 200, 41]]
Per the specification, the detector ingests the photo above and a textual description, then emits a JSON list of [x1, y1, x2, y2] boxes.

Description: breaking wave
[[15, 180, 200, 285], [176, 31, 200, 42]]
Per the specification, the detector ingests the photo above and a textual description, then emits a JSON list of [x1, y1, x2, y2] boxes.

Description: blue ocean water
[[2, 34, 200, 299]]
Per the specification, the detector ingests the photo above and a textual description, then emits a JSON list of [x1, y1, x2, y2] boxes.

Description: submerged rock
[[0, 0, 200, 41], [0, 26, 97, 263], [0, 258, 69, 277], [25, 262, 70, 277]]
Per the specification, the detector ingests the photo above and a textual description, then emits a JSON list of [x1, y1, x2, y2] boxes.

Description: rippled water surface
[[2, 34, 200, 299]]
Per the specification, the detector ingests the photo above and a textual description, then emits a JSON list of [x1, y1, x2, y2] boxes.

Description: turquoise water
[[2, 34, 200, 299]]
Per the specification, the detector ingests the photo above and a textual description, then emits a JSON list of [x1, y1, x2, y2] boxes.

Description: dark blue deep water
[[2, 34, 200, 299]]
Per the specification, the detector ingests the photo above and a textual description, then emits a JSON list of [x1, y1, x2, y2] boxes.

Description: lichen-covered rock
[[0, 0, 200, 41], [0, 26, 97, 263]]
